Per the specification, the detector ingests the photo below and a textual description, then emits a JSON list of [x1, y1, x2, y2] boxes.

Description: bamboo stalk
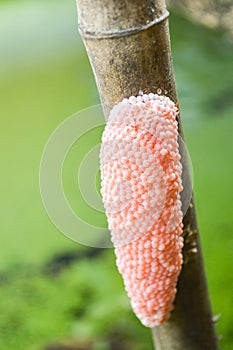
[[76, 0, 220, 349]]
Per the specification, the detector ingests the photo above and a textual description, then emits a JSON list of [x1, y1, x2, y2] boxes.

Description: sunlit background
[[0, 0, 232, 349]]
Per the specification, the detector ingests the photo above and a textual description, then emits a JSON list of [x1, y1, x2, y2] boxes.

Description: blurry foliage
[[0, 252, 153, 350], [168, 0, 233, 39], [0, 0, 232, 350]]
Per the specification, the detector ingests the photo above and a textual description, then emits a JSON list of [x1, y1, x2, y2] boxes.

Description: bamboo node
[[78, 10, 169, 39]]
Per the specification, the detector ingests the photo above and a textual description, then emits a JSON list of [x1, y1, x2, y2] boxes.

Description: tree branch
[[76, 0, 220, 348]]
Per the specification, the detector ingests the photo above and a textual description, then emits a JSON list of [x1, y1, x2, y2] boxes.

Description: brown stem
[[76, 0, 220, 349]]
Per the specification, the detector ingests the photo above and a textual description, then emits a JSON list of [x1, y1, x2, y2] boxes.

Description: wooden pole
[[76, 1, 220, 349]]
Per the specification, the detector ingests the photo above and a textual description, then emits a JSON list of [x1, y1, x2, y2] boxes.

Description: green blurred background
[[0, 0, 232, 349]]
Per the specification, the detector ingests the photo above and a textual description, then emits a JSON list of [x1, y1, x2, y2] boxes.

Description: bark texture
[[76, 0, 220, 349]]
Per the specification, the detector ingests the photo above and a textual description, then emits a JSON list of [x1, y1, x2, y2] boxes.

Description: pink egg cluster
[[100, 93, 183, 327]]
